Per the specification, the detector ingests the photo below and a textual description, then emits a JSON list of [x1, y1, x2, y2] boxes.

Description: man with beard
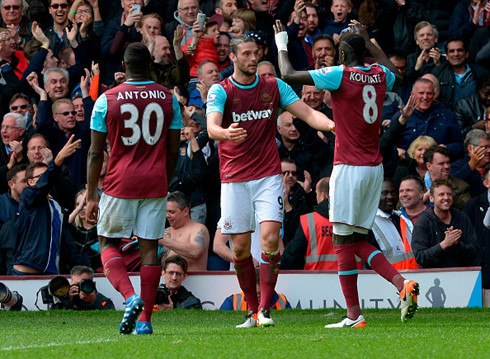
[[151, 26, 190, 88], [207, 35, 334, 328]]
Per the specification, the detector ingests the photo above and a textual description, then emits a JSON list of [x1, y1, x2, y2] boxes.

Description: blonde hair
[[407, 136, 437, 159]]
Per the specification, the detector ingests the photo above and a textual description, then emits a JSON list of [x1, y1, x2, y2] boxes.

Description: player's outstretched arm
[[274, 20, 314, 85], [86, 130, 107, 224], [286, 100, 335, 133]]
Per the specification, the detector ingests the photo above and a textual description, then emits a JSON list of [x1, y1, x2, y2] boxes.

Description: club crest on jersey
[[261, 92, 272, 104], [223, 219, 232, 231], [232, 109, 273, 122]]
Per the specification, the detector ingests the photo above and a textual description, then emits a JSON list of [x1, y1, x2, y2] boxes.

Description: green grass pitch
[[1, 308, 489, 358]]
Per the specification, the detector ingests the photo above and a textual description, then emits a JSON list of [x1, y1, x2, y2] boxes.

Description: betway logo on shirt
[[232, 109, 273, 122]]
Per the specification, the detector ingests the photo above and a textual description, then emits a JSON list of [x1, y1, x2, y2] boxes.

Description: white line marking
[[1, 338, 121, 351]]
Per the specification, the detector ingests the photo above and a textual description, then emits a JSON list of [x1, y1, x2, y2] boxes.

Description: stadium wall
[[0, 267, 482, 311]]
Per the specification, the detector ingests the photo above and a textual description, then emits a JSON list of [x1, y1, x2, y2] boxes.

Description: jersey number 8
[[120, 102, 164, 146], [362, 85, 378, 124]]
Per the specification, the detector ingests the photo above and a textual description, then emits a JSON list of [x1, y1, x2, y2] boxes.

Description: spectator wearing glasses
[[154, 255, 202, 310], [164, 0, 202, 46], [36, 97, 90, 189], [0, 0, 31, 46], [45, 0, 72, 58], [9, 93, 34, 132]]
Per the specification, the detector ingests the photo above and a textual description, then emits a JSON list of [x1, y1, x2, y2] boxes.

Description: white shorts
[[329, 164, 383, 233], [97, 193, 167, 240], [220, 174, 283, 235]]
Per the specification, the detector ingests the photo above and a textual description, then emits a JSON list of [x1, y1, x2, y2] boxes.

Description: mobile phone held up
[[131, 4, 141, 14], [197, 13, 206, 31]]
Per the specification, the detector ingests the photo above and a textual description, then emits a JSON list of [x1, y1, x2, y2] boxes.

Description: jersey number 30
[[362, 85, 378, 124], [120, 103, 164, 146]]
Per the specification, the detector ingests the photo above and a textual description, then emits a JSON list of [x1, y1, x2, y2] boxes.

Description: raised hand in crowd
[[66, 20, 79, 48], [7, 140, 23, 169], [141, 24, 155, 54], [54, 134, 82, 167], [173, 86, 186, 105], [415, 47, 441, 72], [6, 24, 19, 45], [196, 81, 210, 105], [173, 25, 184, 60], [398, 93, 418, 125], [298, 170, 312, 194], [31, 22, 50, 49], [41, 147, 53, 165], [91, 61, 100, 75], [292, 0, 305, 24], [26, 72, 48, 101], [69, 190, 87, 224], [114, 72, 127, 85], [122, 5, 142, 29], [80, 68, 91, 98]]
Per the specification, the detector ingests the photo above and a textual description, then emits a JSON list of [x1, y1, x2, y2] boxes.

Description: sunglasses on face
[[11, 104, 29, 111], [3, 5, 21, 10], [50, 3, 69, 9], [56, 111, 77, 116]]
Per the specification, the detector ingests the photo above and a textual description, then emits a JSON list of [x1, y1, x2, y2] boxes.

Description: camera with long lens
[[0, 282, 23, 311], [40, 276, 97, 306], [39, 276, 71, 305], [155, 286, 171, 305], [76, 279, 96, 295]]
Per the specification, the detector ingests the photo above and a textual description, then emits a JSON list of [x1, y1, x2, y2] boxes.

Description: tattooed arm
[[160, 225, 209, 260]]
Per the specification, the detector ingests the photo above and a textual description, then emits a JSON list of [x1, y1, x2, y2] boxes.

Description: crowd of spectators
[[0, 0, 489, 291]]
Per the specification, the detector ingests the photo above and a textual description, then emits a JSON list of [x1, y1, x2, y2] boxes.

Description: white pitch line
[[1, 338, 121, 351]]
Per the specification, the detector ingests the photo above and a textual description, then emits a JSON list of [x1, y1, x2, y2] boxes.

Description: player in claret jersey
[[206, 35, 335, 328], [86, 43, 182, 335], [275, 20, 419, 327]]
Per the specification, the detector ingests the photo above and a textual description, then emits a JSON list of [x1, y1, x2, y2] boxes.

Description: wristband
[[70, 9, 76, 15], [275, 31, 288, 52]]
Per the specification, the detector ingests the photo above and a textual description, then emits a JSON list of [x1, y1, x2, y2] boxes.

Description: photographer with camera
[[50, 266, 114, 310], [154, 255, 202, 310]]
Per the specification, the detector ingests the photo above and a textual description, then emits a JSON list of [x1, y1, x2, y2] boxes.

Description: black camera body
[[76, 279, 96, 295], [40, 276, 96, 305], [0, 282, 23, 311], [155, 286, 171, 305]]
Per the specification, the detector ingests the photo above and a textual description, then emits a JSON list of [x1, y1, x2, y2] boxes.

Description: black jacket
[[454, 92, 488, 137], [281, 199, 329, 270], [412, 207, 479, 268], [158, 284, 202, 309], [463, 193, 490, 289], [432, 61, 489, 111], [13, 161, 87, 274]]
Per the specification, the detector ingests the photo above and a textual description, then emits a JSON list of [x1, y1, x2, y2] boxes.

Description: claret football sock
[[234, 255, 259, 313], [335, 244, 360, 311], [259, 251, 280, 310], [101, 247, 135, 300], [139, 265, 161, 322], [356, 241, 399, 284]]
